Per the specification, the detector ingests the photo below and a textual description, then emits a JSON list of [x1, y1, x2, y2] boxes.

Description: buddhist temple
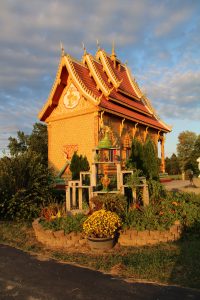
[[38, 44, 171, 183]]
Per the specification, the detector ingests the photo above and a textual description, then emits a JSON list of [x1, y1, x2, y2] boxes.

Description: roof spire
[[60, 41, 65, 56], [111, 40, 117, 66], [82, 42, 87, 55], [112, 40, 116, 56], [60, 41, 65, 57], [96, 39, 100, 51]]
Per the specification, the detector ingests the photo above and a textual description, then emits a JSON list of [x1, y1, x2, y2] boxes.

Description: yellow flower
[[83, 209, 121, 238]]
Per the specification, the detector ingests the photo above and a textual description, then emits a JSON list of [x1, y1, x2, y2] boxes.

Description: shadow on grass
[[169, 221, 200, 289]]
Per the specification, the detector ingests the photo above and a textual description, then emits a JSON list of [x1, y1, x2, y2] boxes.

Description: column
[[160, 135, 165, 173]]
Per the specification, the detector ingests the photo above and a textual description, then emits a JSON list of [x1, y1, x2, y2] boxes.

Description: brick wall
[[32, 219, 87, 249], [118, 224, 181, 246], [33, 219, 181, 250], [48, 112, 96, 173]]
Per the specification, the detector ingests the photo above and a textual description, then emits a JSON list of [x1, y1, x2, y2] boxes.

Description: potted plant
[[83, 209, 121, 250]]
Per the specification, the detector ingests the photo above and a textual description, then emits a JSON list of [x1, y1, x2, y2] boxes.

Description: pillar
[[160, 135, 165, 173]]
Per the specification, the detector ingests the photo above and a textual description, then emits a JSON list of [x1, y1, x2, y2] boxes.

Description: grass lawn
[[0, 221, 199, 290]]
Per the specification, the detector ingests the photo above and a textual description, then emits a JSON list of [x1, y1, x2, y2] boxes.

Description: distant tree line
[[166, 131, 200, 175]]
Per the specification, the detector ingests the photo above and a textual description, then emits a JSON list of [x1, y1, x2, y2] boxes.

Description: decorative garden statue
[[197, 157, 200, 178], [101, 172, 110, 191]]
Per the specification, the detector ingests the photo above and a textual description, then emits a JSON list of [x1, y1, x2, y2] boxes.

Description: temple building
[[38, 45, 171, 179]]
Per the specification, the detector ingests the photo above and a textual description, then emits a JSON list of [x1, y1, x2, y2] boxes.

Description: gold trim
[[124, 65, 143, 99], [84, 54, 111, 96], [109, 97, 152, 117], [96, 50, 121, 88], [38, 56, 64, 120], [64, 55, 101, 105], [100, 107, 169, 132], [120, 118, 125, 136]]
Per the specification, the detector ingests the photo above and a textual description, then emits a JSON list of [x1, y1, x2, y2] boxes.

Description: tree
[[143, 138, 159, 180], [70, 152, 90, 180], [177, 131, 197, 172], [126, 138, 144, 171], [7, 123, 48, 165], [28, 123, 48, 165], [165, 153, 181, 175], [190, 134, 200, 175], [127, 138, 159, 180], [8, 131, 29, 156]]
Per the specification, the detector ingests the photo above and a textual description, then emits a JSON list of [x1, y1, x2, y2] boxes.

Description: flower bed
[[32, 219, 87, 249], [33, 218, 182, 249]]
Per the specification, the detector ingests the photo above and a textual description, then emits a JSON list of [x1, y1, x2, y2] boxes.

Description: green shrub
[[70, 152, 89, 180], [0, 152, 55, 221], [123, 191, 200, 233], [90, 193, 127, 218], [123, 204, 169, 231], [148, 179, 167, 203], [40, 213, 87, 234]]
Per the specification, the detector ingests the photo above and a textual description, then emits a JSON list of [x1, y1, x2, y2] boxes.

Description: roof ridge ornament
[[96, 39, 100, 51], [60, 41, 65, 57], [82, 42, 87, 55], [111, 40, 116, 59]]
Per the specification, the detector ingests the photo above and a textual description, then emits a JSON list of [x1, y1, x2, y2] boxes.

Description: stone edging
[[32, 219, 87, 249], [33, 219, 182, 249], [119, 223, 182, 246]]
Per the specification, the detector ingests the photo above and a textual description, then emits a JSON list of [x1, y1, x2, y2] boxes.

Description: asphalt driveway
[[0, 244, 199, 300]]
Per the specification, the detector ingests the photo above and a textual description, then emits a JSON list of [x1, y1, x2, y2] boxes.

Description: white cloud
[[0, 0, 200, 154]]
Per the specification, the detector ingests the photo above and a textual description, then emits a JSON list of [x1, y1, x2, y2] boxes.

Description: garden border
[[33, 219, 182, 250]]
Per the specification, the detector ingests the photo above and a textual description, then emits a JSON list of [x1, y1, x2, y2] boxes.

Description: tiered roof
[[39, 47, 171, 132]]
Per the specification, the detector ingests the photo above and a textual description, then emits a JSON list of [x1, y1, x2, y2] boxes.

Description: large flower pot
[[87, 237, 115, 251]]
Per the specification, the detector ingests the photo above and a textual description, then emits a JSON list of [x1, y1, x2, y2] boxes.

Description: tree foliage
[[7, 123, 48, 165], [127, 138, 159, 180], [177, 131, 199, 174], [165, 153, 181, 175], [70, 152, 90, 180], [143, 138, 159, 180], [126, 138, 144, 171], [0, 151, 54, 221]]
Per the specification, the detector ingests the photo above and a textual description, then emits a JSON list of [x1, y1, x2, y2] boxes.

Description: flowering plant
[[83, 209, 121, 238]]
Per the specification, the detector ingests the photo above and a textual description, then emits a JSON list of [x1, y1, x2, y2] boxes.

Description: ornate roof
[[38, 47, 171, 132]]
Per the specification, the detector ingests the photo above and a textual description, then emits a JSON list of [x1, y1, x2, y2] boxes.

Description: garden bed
[[32, 219, 88, 250], [33, 218, 182, 249]]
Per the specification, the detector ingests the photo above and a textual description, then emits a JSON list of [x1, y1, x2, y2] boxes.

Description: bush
[[40, 213, 87, 234], [0, 152, 55, 221], [90, 194, 127, 218], [123, 191, 200, 232], [148, 179, 167, 203], [70, 152, 89, 180], [123, 204, 169, 231]]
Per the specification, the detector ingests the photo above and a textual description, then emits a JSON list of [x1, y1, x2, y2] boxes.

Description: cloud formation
[[0, 0, 199, 154]]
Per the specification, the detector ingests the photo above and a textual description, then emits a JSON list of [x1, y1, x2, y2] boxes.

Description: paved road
[[0, 244, 200, 300]]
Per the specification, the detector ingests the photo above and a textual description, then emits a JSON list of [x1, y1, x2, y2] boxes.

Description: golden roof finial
[[111, 40, 117, 62], [112, 40, 116, 56], [60, 41, 65, 57], [82, 42, 87, 55], [96, 39, 100, 51]]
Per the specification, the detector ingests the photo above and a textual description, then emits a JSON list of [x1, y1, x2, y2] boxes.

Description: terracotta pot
[[87, 237, 115, 251]]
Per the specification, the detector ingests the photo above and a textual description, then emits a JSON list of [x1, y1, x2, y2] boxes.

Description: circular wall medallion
[[63, 83, 80, 109]]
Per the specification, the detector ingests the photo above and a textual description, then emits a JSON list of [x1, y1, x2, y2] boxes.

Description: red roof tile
[[106, 56, 138, 98], [100, 98, 169, 131]]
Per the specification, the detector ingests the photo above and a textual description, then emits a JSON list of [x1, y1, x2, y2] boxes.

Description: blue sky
[[0, 0, 199, 157]]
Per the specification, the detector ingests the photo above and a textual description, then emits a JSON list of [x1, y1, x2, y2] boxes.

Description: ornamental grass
[[83, 209, 121, 238]]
